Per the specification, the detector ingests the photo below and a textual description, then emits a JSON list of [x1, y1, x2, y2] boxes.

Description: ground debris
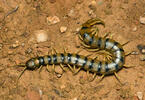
[[47, 16, 60, 25]]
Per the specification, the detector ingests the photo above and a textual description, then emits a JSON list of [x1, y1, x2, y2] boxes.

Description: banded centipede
[[17, 18, 131, 83]]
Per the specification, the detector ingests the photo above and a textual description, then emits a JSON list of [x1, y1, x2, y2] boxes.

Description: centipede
[[17, 18, 132, 83]]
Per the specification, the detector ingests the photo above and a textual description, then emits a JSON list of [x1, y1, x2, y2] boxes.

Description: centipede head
[[16, 58, 38, 81]]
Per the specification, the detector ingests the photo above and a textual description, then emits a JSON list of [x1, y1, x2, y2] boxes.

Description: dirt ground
[[0, 0, 145, 100]]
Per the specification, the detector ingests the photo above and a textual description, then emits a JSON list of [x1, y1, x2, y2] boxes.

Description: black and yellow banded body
[[78, 18, 125, 74], [26, 53, 124, 75]]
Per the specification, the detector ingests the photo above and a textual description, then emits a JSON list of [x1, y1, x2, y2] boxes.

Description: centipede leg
[[73, 65, 81, 75], [89, 73, 97, 82], [85, 48, 100, 52], [125, 52, 132, 57], [60, 64, 66, 72], [123, 65, 135, 68], [82, 17, 105, 28], [96, 74, 105, 83], [46, 65, 50, 72], [114, 72, 123, 85], [39, 65, 43, 73], [103, 32, 110, 38], [80, 41, 91, 48], [122, 41, 131, 47], [67, 64, 74, 73]]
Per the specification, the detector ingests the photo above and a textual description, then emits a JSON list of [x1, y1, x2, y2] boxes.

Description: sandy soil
[[0, 0, 145, 100]]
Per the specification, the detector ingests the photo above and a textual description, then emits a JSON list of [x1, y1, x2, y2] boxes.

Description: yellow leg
[[52, 64, 55, 73], [73, 65, 81, 75], [114, 72, 123, 85], [96, 74, 105, 83], [80, 41, 91, 48], [67, 64, 74, 72], [60, 64, 66, 72], [85, 48, 100, 52], [123, 65, 136, 68], [125, 52, 132, 57], [52, 47, 57, 54], [76, 50, 82, 54], [82, 17, 105, 28], [103, 32, 110, 38], [89, 73, 97, 82], [46, 65, 50, 72], [122, 41, 131, 47], [39, 65, 43, 73]]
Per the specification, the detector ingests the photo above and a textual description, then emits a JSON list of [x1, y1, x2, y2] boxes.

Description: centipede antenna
[[125, 52, 132, 57], [17, 67, 27, 81], [122, 40, 131, 47], [114, 72, 123, 85]]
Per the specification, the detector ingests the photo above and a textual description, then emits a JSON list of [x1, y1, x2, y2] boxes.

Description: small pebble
[[141, 49, 145, 54], [140, 16, 145, 24], [34, 30, 48, 43], [137, 92, 143, 100], [60, 26, 67, 33], [21, 43, 25, 47], [132, 26, 137, 32], [12, 40, 19, 48], [68, 9, 75, 17], [38, 89, 43, 98], [76, 28, 80, 32], [47, 16, 60, 25], [140, 55, 145, 61], [131, 51, 139, 55], [89, 0, 97, 9], [88, 10, 94, 16]]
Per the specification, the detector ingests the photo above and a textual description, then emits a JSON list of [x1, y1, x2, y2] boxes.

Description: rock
[[34, 30, 48, 43], [137, 92, 143, 100], [47, 16, 60, 25], [68, 9, 75, 17], [60, 26, 67, 33], [89, 0, 97, 10], [140, 16, 145, 24], [132, 26, 137, 32], [12, 40, 19, 48]]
